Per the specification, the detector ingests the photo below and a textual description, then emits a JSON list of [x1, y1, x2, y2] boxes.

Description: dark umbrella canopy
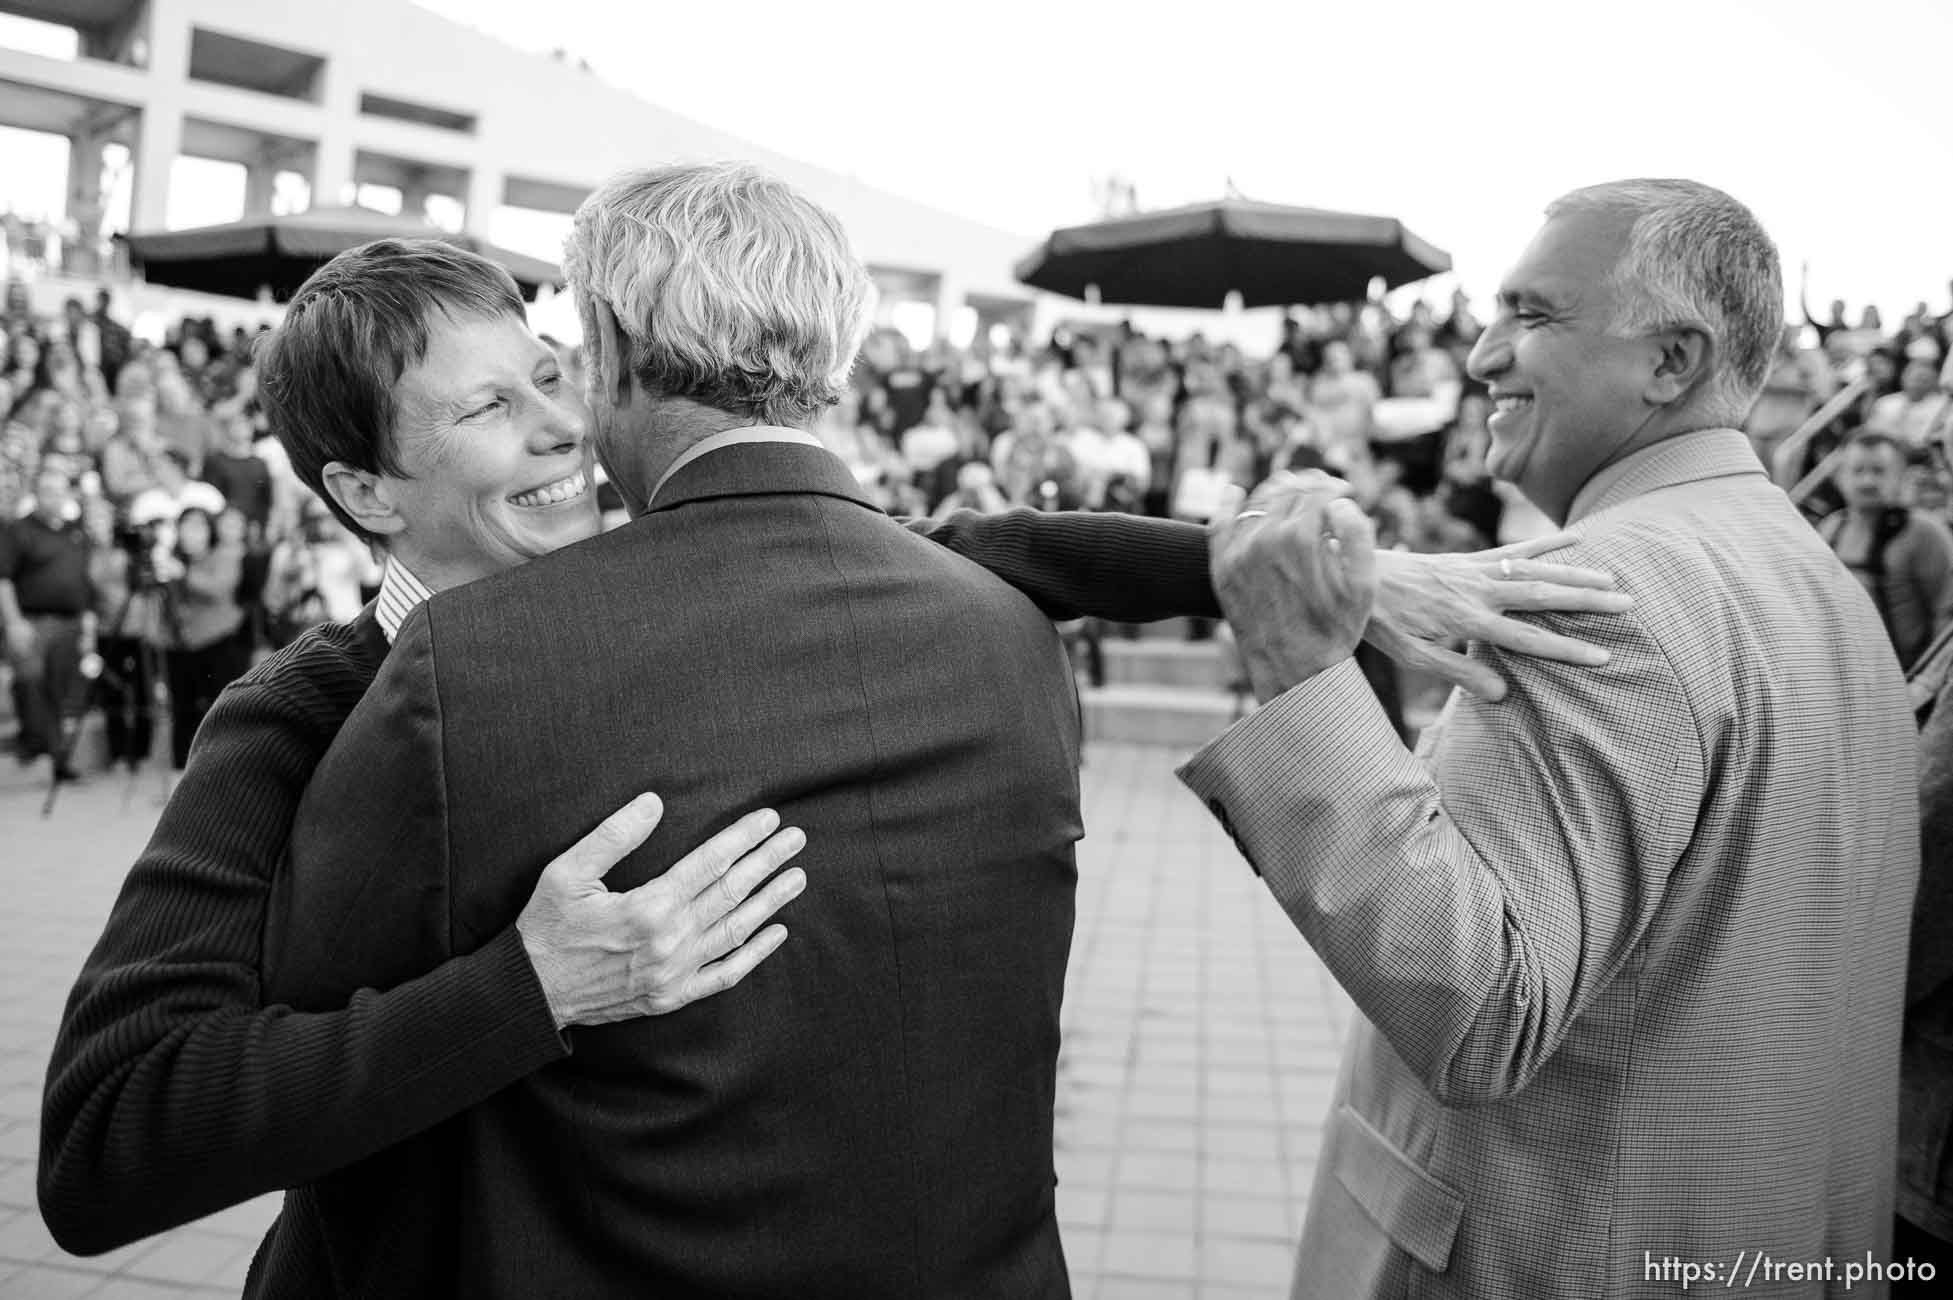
[[120, 206, 565, 303], [1014, 199, 1451, 309]]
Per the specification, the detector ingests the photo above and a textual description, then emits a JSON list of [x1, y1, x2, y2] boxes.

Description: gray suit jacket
[[1181, 430, 1918, 1298]]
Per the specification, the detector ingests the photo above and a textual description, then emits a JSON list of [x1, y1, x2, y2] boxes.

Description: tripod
[[42, 569, 178, 817]]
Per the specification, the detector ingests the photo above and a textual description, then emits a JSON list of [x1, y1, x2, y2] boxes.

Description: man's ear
[[320, 460, 407, 539], [1646, 327, 1714, 406], [588, 297, 634, 411]]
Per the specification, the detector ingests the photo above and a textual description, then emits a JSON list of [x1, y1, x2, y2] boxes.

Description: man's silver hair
[[1545, 179, 1783, 425], [563, 161, 876, 428]]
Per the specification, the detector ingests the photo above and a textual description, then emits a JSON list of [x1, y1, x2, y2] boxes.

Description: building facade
[[0, 0, 1040, 341]]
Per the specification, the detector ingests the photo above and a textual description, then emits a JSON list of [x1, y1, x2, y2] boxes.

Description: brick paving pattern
[[0, 742, 1351, 1298]]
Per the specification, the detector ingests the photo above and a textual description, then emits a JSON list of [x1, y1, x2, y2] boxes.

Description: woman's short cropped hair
[[254, 239, 526, 542]]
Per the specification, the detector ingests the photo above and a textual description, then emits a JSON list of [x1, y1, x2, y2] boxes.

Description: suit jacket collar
[[351, 600, 390, 668], [646, 435, 879, 518], [1566, 428, 1766, 525]]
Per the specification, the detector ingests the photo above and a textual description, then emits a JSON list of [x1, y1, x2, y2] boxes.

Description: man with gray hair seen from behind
[[268, 161, 1090, 1297], [1184, 180, 1917, 1298]]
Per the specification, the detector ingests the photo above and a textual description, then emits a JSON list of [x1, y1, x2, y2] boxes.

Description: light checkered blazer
[[1180, 430, 1919, 1299]]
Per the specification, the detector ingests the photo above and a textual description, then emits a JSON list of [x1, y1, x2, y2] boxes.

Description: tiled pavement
[[0, 741, 1352, 1298]]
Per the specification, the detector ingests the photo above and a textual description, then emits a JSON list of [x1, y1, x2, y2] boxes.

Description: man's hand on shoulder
[[517, 795, 807, 1028], [1367, 535, 1634, 702]]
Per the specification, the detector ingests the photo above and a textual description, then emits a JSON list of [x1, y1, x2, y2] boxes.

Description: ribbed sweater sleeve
[[37, 628, 567, 1255], [903, 507, 1222, 622]]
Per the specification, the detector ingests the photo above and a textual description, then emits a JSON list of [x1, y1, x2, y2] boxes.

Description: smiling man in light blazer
[[1190, 180, 1919, 1298]]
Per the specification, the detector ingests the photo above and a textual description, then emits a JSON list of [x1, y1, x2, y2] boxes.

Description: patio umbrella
[[120, 206, 564, 302], [1013, 198, 1451, 309]]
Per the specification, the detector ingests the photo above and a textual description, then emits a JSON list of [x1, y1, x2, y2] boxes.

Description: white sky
[[5, 0, 1952, 327], [417, 0, 1953, 323]]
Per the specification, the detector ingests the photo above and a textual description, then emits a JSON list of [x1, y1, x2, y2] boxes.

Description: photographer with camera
[[1, 465, 94, 782], [82, 495, 161, 771]]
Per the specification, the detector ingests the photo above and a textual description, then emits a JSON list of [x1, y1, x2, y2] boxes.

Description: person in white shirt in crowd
[[1868, 354, 1953, 460], [899, 388, 962, 479], [1071, 334, 1116, 401], [1170, 378, 1239, 522], [1306, 338, 1381, 465], [1058, 394, 1114, 509], [1096, 398, 1153, 512]]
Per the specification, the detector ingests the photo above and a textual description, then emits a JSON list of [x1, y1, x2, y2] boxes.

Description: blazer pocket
[[1329, 1104, 1465, 1273]]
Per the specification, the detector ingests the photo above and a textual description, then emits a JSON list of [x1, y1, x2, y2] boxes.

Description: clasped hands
[[1210, 471, 1634, 703]]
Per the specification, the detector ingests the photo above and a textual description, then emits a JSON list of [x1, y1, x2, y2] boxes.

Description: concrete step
[[1080, 682, 1249, 749], [1102, 639, 1236, 691]]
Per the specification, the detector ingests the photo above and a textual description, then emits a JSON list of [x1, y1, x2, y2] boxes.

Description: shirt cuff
[[1176, 658, 1401, 877]]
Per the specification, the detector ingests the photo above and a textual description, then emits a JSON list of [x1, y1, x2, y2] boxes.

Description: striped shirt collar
[[374, 557, 435, 644]]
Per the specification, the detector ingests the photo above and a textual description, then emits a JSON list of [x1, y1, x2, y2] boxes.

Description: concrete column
[[131, 0, 190, 231], [143, 0, 191, 77], [313, 58, 359, 209], [130, 108, 182, 231], [64, 131, 107, 273], [398, 171, 434, 225], [242, 158, 278, 218], [933, 272, 964, 344], [464, 165, 504, 236]]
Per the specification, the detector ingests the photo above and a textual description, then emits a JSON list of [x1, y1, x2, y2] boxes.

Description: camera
[[114, 518, 169, 588]]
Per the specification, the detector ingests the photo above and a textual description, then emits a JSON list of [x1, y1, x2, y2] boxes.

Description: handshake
[[1206, 470, 1634, 703]]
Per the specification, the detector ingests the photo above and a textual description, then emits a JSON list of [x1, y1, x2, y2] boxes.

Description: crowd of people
[[826, 294, 1522, 552], [0, 289, 381, 779], [1756, 279, 1953, 673], [10, 262, 1953, 779]]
